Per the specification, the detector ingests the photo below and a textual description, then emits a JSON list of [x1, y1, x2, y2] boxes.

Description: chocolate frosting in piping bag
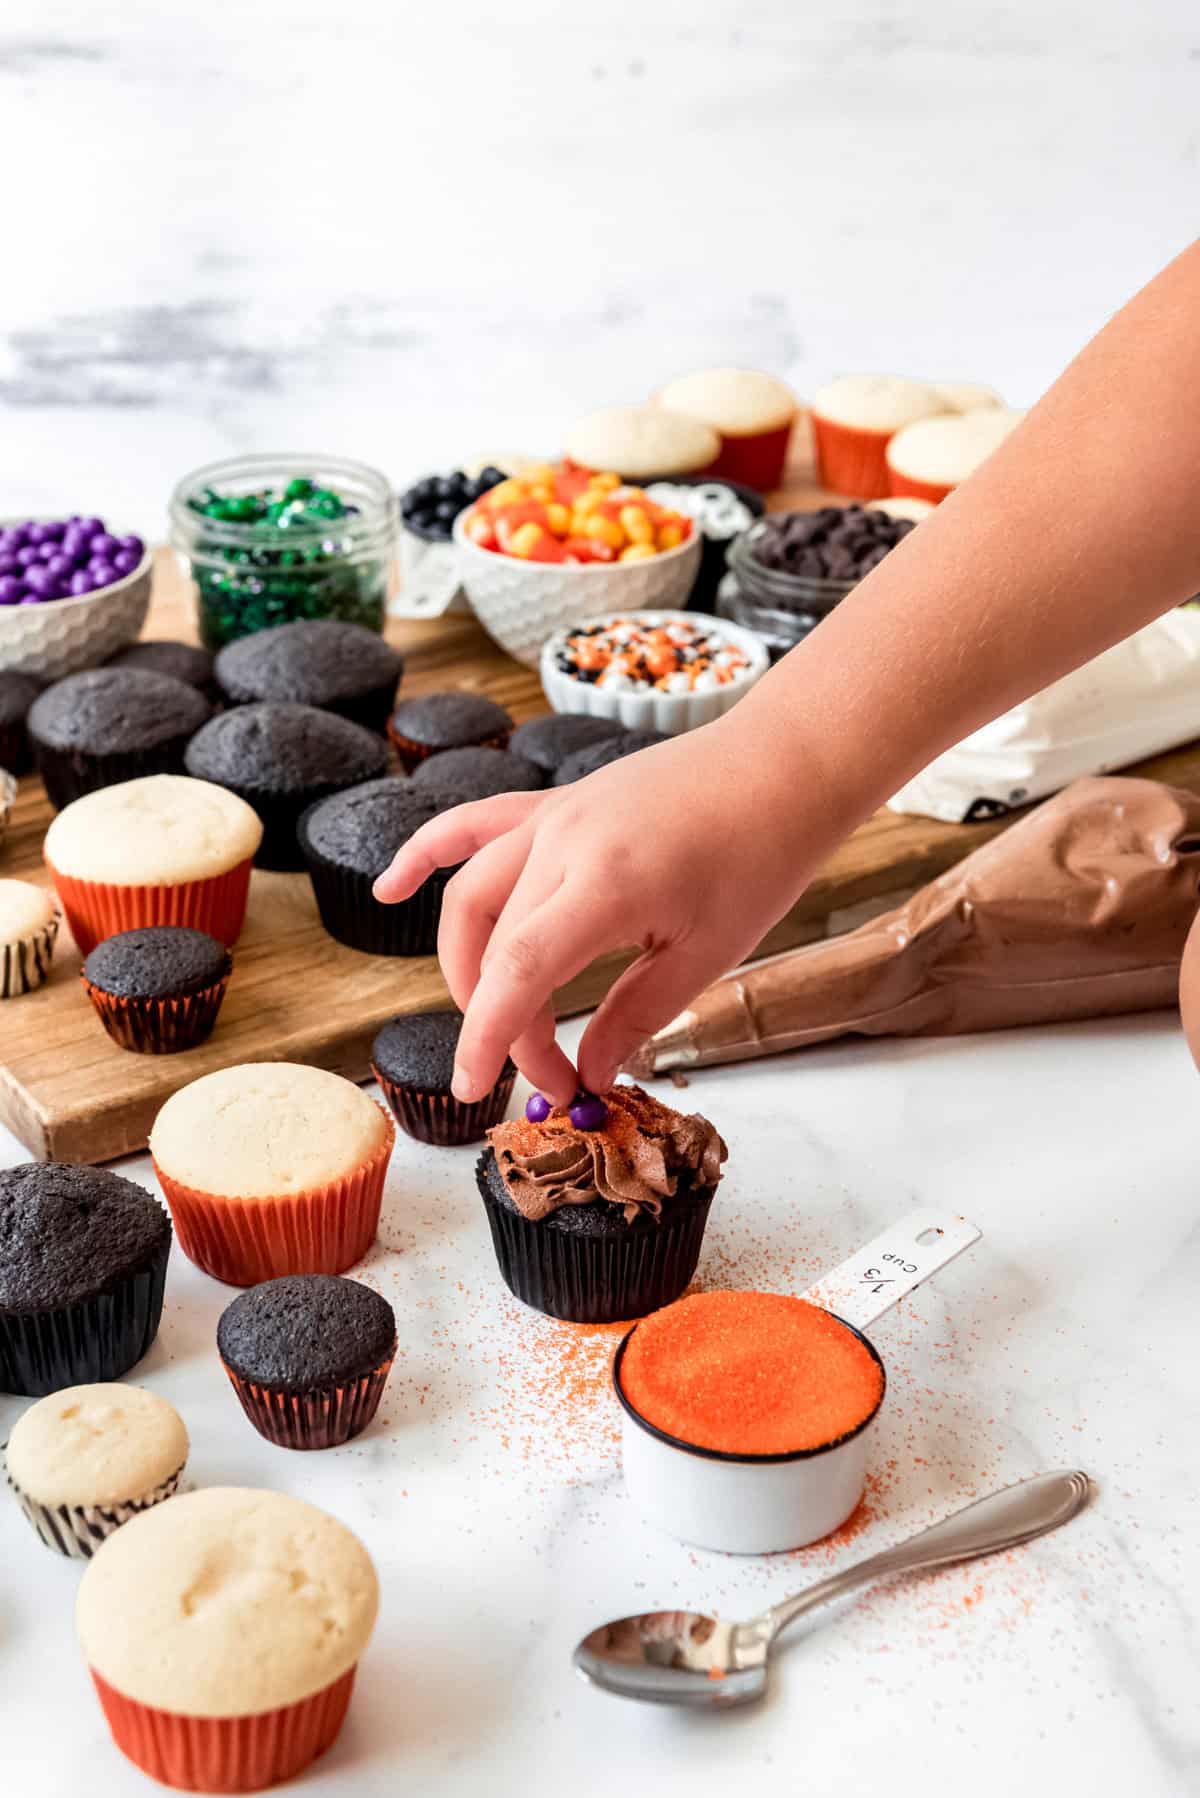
[[625, 776, 1200, 1074], [488, 1083, 726, 1223]]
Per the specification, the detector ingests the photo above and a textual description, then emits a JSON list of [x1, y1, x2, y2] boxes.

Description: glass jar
[[719, 523, 858, 660], [170, 453, 396, 650]]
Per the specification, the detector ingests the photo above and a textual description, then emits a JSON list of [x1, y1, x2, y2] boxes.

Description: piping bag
[[626, 776, 1200, 1077]]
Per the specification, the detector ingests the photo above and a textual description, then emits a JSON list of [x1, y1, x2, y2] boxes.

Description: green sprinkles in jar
[[171, 456, 395, 650]]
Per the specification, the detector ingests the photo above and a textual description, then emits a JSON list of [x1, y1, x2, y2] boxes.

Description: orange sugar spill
[[620, 1289, 885, 1456]]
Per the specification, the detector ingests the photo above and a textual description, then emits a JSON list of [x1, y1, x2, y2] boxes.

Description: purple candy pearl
[[0, 556, 17, 578], [88, 562, 117, 589], [68, 570, 95, 596], [0, 576, 25, 605], [15, 545, 39, 568], [89, 531, 120, 558], [5, 525, 30, 549], [524, 1092, 552, 1124], [46, 554, 75, 582], [77, 516, 105, 539], [119, 534, 144, 558], [568, 1091, 609, 1132], [111, 551, 137, 577]]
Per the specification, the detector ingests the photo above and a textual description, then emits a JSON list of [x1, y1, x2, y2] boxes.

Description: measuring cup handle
[[764, 1471, 1092, 1641], [800, 1207, 981, 1332]]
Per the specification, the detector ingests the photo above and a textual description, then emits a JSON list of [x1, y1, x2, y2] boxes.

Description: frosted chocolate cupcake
[[107, 639, 216, 697], [43, 774, 263, 955], [477, 1082, 726, 1323], [0, 1164, 172, 1396], [214, 618, 403, 734], [28, 667, 212, 810], [371, 1008, 515, 1144], [298, 777, 464, 955], [387, 689, 512, 772], [76, 1487, 379, 1793], [508, 712, 624, 777], [217, 1274, 397, 1449], [82, 925, 231, 1054], [0, 669, 42, 774], [410, 744, 543, 801], [5, 1383, 188, 1557], [0, 878, 59, 997], [184, 701, 388, 870]]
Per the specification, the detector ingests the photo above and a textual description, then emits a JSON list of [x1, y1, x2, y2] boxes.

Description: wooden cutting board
[[5, 441, 1200, 1164]]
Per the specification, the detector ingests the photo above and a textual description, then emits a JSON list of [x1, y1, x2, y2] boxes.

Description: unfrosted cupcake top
[[886, 408, 1024, 487], [411, 745, 543, 800], [564, 405, 719, 480], [83, 926, 229, 1000], [28, 667, 211, 753], [0, 1164, 171, 1311], [933, 380, 1004, 414], [299, 777, 461, 878], [657, 367, 796, 435], [553, 729, 668, 786], [811, 374, 947, 433], [508, 713, 624, 774], [75, 1487, 379, 1716], [44, 775, 263, 885], [6, 1383, 188, 1507], [185, 702, 387, 794], [217, 1274, 397, 1389], [388, 690, 511, 751], [107, 640, 215, 692], [150, 1061, 391, 1198], [0, 878, 56, 945], [215, 619, 402, 709]]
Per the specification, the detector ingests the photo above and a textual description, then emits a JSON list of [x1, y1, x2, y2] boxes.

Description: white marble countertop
[[2, 1007, 1197, 1794]]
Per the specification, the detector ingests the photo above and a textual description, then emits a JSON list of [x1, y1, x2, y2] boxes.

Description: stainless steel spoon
[[574, 1469, 1091, 1708]]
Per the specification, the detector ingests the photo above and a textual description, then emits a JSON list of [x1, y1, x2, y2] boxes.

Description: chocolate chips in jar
[[749, 505, 915, 584]]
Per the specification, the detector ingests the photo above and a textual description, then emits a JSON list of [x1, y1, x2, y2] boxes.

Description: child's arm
[[376, 239, 1200, 1106]]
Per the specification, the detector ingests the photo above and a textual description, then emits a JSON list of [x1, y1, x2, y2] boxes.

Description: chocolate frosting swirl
[[487, 1083, 726, 1224]]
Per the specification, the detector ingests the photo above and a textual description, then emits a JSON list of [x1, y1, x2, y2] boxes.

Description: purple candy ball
[[89, 531, 120, 558], [119, 534, 144, 558], [88, 562, 117, 589], [0, 576, 25, 605], [19, 593, 43, 606], [0, 556, 17, 578], [46, 554, 75, 582], [568, 1091, 609, 1132], [31, 520, 65, 544], [111, 551, 137, 577], [15, 545, 39, 568], [524, 1092, 552, 1124], [68, 570, 95, 596], [77, 516, 105, 540], [5, 525, 30, 549], [36, 541, 59, 561]]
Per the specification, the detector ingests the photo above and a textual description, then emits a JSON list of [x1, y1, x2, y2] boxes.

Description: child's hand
[[373, 726, 821, 1106]]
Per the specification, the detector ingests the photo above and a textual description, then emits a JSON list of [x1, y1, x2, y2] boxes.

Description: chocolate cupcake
[[477, 1083, 726, 1324], [214, 618, 403, 734], [82, 926, 231, 1054], [387, 689, 512, 772], [107, 639, 216, 698], [184, 701, 388, 870], [28, 668, 213, 811], [411, 744, 544, 801], [554, 729, 669, 786], [0, 1164, 172, 1397], [371, 1009, 515, 1144], [0, 670, 43, 775], [298, 776, 463, 955], [217, 1274, 397, 1449], [508, 712, 624, 777]]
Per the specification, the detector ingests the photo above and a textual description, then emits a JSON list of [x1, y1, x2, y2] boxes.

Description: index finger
[[372, 790, 545, 902]]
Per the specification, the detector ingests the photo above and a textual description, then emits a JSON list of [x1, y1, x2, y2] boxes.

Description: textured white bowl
[[452, 512, 702, 668], [0, 532, 153, 681], [540, 609, 769, 735]]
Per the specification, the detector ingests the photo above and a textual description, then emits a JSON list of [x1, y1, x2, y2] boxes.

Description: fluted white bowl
[[0, 531, 153, 681], [540, 609, 770, 735], [452, 512, 702, 668]]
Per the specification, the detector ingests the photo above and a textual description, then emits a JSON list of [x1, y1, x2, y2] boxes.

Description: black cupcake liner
[[0, 1226, 171, 1397], [373, 1068, 515, 1145], [32, 735, 195, 813], [0, 721, 34, 777], [221, 1352, 395, 1449], [82, 968, 231, 1054], [299, 828, 457, 955], [475, 1152, 715, 1324]]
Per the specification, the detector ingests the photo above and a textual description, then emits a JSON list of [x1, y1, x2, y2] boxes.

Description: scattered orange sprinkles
[[620, 1289, 885, 1455]]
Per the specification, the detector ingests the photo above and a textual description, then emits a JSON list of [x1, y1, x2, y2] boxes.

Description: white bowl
[[613, 1323, 886, 1554], [540, 609, 769, 735], [452, 511, 703, 667], [0, 531, 153, 681]]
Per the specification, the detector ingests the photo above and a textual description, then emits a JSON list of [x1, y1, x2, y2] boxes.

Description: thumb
[[576, 942, 723, 1094]]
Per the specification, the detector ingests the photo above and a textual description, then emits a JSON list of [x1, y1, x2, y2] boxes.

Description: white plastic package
[[889, 607, 1200, 822]]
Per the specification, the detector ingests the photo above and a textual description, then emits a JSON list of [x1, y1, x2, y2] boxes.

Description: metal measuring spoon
[[574, 1469, 1091, 1707]]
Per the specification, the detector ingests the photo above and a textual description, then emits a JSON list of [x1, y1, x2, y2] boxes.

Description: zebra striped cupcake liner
[[4, 1458, 186, 1558], [1, 907, 59, 998]]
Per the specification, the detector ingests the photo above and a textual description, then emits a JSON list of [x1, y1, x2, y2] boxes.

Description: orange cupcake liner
[[386, 722, 510, 775], [46, 857, 254, 957], [810, 414, 894, 500], [154, 1108, 394, 1287], [708, 421, 794, 493], [90, 1665, 356, 1793], [885, 465, 953, 505]]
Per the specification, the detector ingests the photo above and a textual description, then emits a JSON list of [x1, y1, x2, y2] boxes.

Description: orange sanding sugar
[[619, 1289, 884, 1455]]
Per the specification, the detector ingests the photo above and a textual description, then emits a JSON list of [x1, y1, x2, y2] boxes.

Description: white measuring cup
[[613, 1209, 981, 1554]]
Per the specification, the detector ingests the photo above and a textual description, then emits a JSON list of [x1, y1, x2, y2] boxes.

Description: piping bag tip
[[622, 1013, 700, 1078]]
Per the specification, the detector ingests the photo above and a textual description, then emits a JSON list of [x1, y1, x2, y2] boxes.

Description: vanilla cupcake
[[0, 878, 59, 997], [6, 1383, 188, 1558], [934, 380, 1005, 414], [657, 367, 797, 491], [564, 403, 719, 482], [869, 494, 937, 523], [886, 407, 1025, 504], [809, 374, 949, 500], [150, 1062, 394, 1286], [77, 1487, 378, 1792], [43, 774, 263, 956]]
